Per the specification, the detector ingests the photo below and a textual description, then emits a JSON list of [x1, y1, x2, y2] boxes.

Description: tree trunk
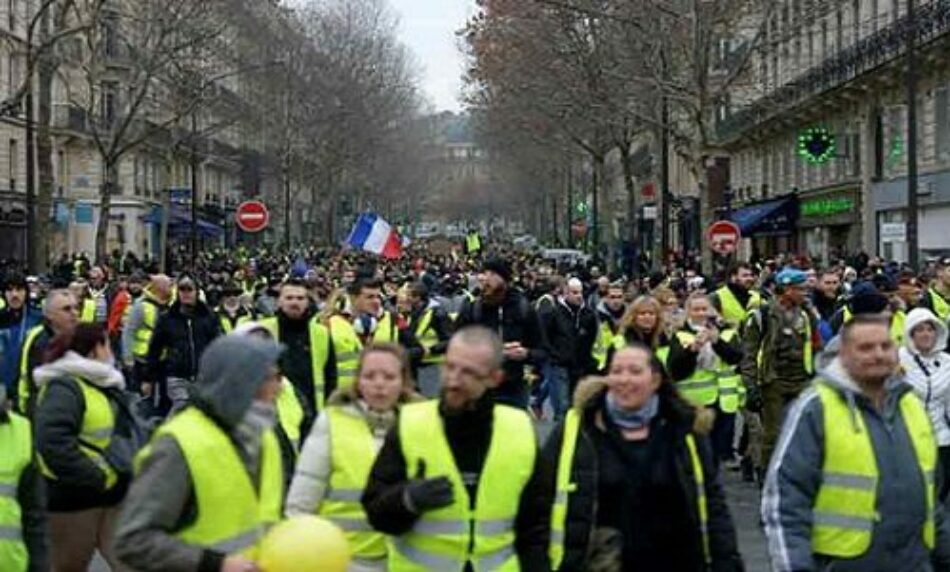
[[591, 152, 604, 259], [35, 55, 55, 272], [619, 142, 639, 276], [95, 161, 117, 262]]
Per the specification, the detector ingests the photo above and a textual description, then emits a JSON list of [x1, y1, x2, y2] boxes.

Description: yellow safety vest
[[16, 325, 45, 415], [37, 377, 118, 490], [218, 312, 253, 334], [390, 401, 536, 572], [592, 322, 616, 371], [130, 297, 162, 360], [755, 307, 814, 377], [260, 317, 329, 411], [414, 308, 445, 365], [929, 288, 950, 322], [319, 406, 387, 559], [275, 378, 304, 453], [716, 329, 744, 414], [466, 233, 481, 253], [842, 306, 905, 346], [549, 408, 710, 570], [79, 298, 98, 323], [329, 313, 397, 390], [812, 381, 936, 558], [716, 286, 761, 328], [0, 412, 32, 572], [673, 331, 720, 407], [140, 407, 283, 557]]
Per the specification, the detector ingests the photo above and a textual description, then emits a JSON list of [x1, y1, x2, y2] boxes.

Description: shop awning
[[729, 196, 798, 237], [142, 207, 222, 237]]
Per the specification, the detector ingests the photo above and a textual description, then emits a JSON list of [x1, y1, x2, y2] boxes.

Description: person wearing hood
[[285, 343, 422, 572], [0, 381, 48, 571], [900, 308, 950, 500], [406, 281, 452, 398], [763, 315, 950, 572], [114, 335, 286, 572], [145, 274, 222, 416], [541, 343, 744, 571], [33, 323, 138, 571]]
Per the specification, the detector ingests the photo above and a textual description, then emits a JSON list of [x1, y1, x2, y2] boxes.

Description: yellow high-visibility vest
[[275, 378, 304, 453], [37, 377, 118, 490], [218, 312, 254, 334], [929, 288, 950, 321], [673, 331, 720, 407], [715, 286, 761, 328], [715, 329, 744, 413], [414, 308, 445, 365], [16, 325, 45, 415], [591, 322, 615, 371], [329, 313, 397, 390], [812, 381, 935, 557], [260, 317, 329, 411], [0, 412, 32, 572], [319, 406, 387, 559], [549, 408, 710, 570], [138, 407, 283, 558], [130, 297, 163, 359], [389, 400, 535, 571], [79, 298, 98, 323]]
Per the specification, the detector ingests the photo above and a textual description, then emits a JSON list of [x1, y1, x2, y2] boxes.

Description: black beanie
[[482, 257, 512, 284]]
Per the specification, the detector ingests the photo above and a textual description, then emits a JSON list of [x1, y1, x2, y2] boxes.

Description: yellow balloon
[[259, 516, 351, 572]]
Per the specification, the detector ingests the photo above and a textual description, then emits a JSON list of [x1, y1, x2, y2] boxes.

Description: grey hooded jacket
[[762, 358, 950, 572], [113, 336, 281, 572]]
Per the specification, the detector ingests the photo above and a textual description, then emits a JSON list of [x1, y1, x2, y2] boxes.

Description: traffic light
[[797, 127, 836, 164]]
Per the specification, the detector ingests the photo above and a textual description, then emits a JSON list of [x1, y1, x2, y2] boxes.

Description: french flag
[[346, 213, 403, 259]]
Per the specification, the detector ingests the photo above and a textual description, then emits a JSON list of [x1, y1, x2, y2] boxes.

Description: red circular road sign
[[235, 201, 269, 233], [706, 220, 741, 255]]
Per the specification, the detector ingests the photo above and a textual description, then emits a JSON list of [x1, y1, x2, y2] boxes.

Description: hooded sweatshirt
[[900, 308, 950, 446], [113, 336, 281, 572], [762, 357, 950, 571]]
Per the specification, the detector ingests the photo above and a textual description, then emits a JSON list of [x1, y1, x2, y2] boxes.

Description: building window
[[101, 81, 117, 125], [57, 149, 66, 194], [835, 9, 844, 54], [937, 87, 950, 161], [7, 0, 14, 31]]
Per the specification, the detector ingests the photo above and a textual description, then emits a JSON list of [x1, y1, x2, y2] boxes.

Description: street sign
[[706, 220, 741, 255], [235, 200, 269, 233], [880, 222, 906, 243], [642, 206, 658, 220]]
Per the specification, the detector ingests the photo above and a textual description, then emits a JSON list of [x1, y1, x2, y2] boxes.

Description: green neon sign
[[801, 197, 853, 217]]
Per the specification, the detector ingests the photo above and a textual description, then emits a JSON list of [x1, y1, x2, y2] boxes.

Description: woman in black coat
[[541, 342, 744, 572]]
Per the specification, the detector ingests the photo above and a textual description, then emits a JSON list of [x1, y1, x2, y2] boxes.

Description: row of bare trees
[[10, 0, 428, 269], [463, 0, 775, 260]]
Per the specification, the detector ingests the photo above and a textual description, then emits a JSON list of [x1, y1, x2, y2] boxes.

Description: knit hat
[[848, 282, 889, 315], [482, 257, 512, 283]]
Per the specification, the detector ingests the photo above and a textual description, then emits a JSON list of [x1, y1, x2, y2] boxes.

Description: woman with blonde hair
[[617, 296, 668, 350], [286, 342, 422, 572]]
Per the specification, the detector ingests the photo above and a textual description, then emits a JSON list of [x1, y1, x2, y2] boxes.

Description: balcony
[[716, 0, 950, 144], [52, 104, 90, 134]]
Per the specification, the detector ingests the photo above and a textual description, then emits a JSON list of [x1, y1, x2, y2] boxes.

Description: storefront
[[728, 194, 799, 259], [873, 170, 950, 263], [797, 188, 861, 264]]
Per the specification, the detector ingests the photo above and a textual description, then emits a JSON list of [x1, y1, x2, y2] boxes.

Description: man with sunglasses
[[145, 274, 222, 416]]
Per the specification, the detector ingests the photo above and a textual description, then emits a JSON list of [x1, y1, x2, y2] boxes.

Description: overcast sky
[[388, 0, 473, 112]]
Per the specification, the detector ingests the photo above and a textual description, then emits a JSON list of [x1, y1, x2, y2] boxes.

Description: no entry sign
[[235, 201, 269, 233], [706, 220, 741, 255]]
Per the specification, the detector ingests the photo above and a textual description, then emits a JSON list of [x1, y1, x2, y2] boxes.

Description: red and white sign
[[706, 220, 741, 255], [235, 201, 269, 233]]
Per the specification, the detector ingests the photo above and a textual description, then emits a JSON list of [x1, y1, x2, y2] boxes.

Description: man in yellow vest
[[16, 289, 79, 416], [121, 274, 172, 395], [0, 384, 48, 570], [362, 326, 550, 571], [710, 262, 762, 329], [261, 279, 334, 431], [114, 335, 286, 572], [217, 282, 256, 334], [406, 281, 452, 398], [763, 315, 950, 571], [328, 276, 422, 391]]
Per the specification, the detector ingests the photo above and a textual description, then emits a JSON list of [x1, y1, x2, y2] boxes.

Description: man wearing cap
[[923, 258, 950, 325], [741, 267, 820, 477], [455, 257, 547, 409], [146, 274, 222, 416]]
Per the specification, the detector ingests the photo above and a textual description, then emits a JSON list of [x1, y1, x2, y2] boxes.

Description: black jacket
[[409, 301, 453, 362], [361, 393, 553, 572], [454, 289, 547, 392], [539, 299, 597, 380], [146, 301, 221, 383], [273, 311, 337, 431], [540, 380, 743, 572]]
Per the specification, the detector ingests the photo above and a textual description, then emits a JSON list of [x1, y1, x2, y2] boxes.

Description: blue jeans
[[542, 364, 571, 421]]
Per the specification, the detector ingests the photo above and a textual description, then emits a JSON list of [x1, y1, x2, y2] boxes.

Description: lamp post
[[906, 0, 919, 269]]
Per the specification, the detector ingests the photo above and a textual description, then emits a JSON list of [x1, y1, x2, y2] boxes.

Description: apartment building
[[719, 0, 950, 263]]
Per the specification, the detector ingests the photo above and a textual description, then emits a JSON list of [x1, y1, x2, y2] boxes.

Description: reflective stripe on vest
[[812, 381, 936, 558], [549, 409, 709, 569], [414, 308, 444, 365], [930, 289, 950, 321], [756, 308, 813, 376], [390, 401, 535, 572], [16, 325, 44, 414], [37, 377, 117, 490], [674, 331, 719, 407], [261, 317, 329, 411], [143, 407, 283, 557], [276, 378, 304, 453], [131, 299, 160, 359], [320, 406, 386, 559], [0, 413, 32, 572]]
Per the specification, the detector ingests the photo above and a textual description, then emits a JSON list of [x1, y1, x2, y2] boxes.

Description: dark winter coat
[[146, 301, 221, 383]]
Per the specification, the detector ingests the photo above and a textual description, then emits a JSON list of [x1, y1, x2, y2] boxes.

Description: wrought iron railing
[[715, 0, 950, 143]]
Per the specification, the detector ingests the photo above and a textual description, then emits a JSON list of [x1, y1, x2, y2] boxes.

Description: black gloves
[[403, 460, 454, 514], [745, 383, 763, 414]]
